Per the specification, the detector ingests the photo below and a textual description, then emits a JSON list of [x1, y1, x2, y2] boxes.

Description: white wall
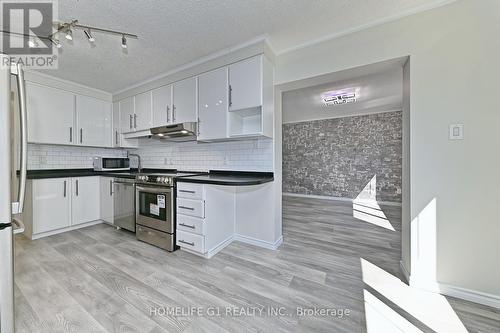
[[275, 0, 500, 299]]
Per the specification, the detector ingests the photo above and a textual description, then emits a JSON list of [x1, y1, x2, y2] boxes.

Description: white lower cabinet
[[176, 183, 235, 258], [31, 178, 72, 234], [26, 176, 103, 239], [100, 177, 114, 224], [72, 177, 101, 226]]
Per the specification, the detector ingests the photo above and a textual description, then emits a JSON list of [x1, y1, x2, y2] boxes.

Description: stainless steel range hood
[[150, 122, 197, 142]]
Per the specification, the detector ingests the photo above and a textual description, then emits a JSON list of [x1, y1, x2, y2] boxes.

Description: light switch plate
[[449, 124, 464, 140]]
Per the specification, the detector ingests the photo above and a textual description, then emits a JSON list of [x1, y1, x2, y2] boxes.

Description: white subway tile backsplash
[[28, 144, 126, 169], [28, 136, 274, 172], [126, 137, 273, 172]]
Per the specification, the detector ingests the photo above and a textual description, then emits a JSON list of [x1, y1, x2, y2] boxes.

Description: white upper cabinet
[[76, 95, 112, 147], [152, 85, 172, 126], [26, 82, 75, 145], [119, 96, 135, 133], [112, 102, 121, 147], [71, 176, 100, 226], [134, 91, 153, 131], [197, 67, 228, 141], [172, 77, 197, 124], [229, 55, 262, 111]]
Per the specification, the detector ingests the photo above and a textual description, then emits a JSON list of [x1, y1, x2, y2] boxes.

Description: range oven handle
[[136, 185, 172, 194]]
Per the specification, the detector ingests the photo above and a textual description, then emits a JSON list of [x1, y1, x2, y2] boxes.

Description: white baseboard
[[399, 260, 410, 284], [31, 220, 103, 240], [437, 283, 500, 310], [283, 192, 402, 207], [234, 234, 283, 250], [405, 272, 500, 310]]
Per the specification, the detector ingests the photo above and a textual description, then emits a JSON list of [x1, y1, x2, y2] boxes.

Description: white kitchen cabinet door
[[100, 177, 114, 224], [119, 96, 135, 133], [32, 178, 71, 234], [76, 95, 112, 147], [172, 77, 197, 124], [113, 101, 138, 148], [228, 55, 262, 111], [197, 67, 228, 141], [134, 91, 153, 131], [26, 82, 75, 145], [152, 85, 172, 126], [112, 102, 121, 147], [72, 177, 100, 226]]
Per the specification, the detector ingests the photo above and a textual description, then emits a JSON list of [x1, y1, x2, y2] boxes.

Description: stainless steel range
[[134, 171, 198, 251]]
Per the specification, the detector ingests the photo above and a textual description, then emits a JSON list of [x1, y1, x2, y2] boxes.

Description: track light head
[[84, 29, 95, 42], [121, 35, 127, 49], [65, 28, 73, 40], [50, 38, 62, 49]]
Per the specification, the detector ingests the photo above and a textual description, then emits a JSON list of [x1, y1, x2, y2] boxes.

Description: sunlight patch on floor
[[361, 258, 467, 333], [353, 175, 395, 231]]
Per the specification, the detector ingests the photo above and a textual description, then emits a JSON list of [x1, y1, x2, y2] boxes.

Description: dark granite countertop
[[24, 169, 274, 186], [176, 170, 274, 186], [24, 168, 169, 180]]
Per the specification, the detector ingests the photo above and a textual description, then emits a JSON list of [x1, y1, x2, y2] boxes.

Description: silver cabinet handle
[[197, 117, 200, 136], [110, 180, 113, 196], [69, 127, 73, 142], [179, 223, 195, 229], [179, 190, 195, 194], [129, 114, 133, 129], [13, 62, 27, 214], [179, 240, 195, 246], [172, 105, 176, 122], [166, 105, 170, 123], [178, 206, 194, 211], [228, 84, 232, 107], [80, 128, 83, 144], [115, 130, 119, 145], [134, 114, 137, 129], [75, 179, 79, 196], [63, 180, 67, 197]]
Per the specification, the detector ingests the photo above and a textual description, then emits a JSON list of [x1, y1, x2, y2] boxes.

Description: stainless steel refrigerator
[[0, 54, 28, 333]]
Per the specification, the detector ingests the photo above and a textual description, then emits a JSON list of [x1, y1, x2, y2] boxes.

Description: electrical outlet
[[164, 157, 169, 165], [39, 156, 47, 165]]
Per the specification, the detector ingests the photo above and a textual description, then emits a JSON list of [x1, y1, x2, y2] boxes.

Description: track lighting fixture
[[28, 38, 37, 48], [121, 35, 127, 49], [84, 29, 95, 42], [50, 38, 62, 49], [65, 28, 73, 41]]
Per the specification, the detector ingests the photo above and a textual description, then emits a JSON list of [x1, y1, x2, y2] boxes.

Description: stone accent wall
[[282, 111, 402, 202]]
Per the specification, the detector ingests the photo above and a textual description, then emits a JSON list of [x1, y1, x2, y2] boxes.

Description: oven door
[[135, 185, 173, 233]]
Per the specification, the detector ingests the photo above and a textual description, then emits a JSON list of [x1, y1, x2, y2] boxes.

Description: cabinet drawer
[[177, 230, 205, 253], [177, 183, 203, 200], [177, 214, 205, 235], [177, 198, 204, 218], [137, 225, 174, 251]]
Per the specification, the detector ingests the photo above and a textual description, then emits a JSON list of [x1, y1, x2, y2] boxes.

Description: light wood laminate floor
[[13, 196, 500, 332]]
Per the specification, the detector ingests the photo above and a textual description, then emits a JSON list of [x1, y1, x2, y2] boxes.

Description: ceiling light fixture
[[28, 38, 38, 48], [84, 29, 95, 42], [65, 28, 73, 40], [321, 88, 357, 106], [50, 38, 62, 49], [49, 19, 137, 51]]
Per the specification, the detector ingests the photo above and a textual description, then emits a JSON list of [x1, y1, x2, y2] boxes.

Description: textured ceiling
[[34, 0, 450, 92]]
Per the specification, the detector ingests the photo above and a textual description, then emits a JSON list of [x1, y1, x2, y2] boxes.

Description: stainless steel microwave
[[93, 157, 130, 171]]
